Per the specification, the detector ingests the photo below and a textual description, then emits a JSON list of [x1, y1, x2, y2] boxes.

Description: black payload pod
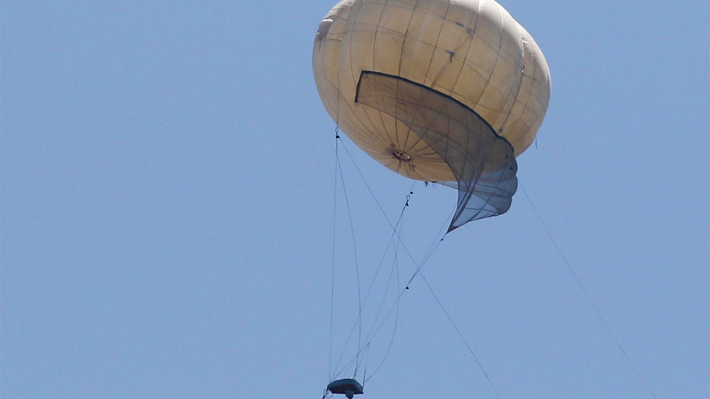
[[326, 379, 363, 399]]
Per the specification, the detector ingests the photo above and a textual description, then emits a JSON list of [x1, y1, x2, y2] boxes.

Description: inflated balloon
[[313, 0, 550, 231]]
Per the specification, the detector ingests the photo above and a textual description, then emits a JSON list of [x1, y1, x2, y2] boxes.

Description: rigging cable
[[329, 127, 339, 381], [361, 192, 408, 382], [330, 137, 501, 397], [330, 179, 413, 380], [335, 132, 364, 379], [330, 133, 410, 381], [518, 180, 658, 399], [419, 271, 502, 399]]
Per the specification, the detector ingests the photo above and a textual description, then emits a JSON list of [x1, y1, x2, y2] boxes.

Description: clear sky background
[[2, 1, 708, 399]]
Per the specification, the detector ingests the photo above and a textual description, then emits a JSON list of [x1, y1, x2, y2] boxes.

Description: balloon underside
[[356, 71, 516, 230]]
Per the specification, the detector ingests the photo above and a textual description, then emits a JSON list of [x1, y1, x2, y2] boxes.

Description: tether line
[[519, 179, 658, 399], [419, 272, 501, 399]]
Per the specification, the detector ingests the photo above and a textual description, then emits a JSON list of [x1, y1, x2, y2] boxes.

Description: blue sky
[[2, 1, 708, 399]]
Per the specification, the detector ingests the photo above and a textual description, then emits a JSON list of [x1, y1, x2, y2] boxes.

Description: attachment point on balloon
[[392, 150, 412, 161]]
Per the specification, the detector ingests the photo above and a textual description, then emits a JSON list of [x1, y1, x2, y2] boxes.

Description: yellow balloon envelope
[[313, 0, 551, 231]]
